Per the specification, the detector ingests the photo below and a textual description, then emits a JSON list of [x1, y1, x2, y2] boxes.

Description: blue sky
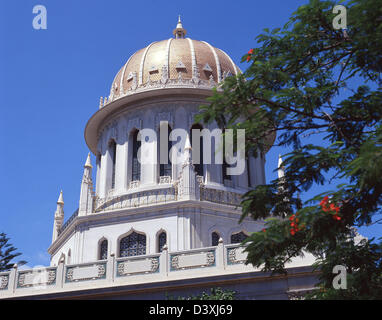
[[1, 0, 380, 267]]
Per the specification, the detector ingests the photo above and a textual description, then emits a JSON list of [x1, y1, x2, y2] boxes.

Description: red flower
[[290, 230, 295, 236], [246, 49, 254, 62], [262, 228, 266, 232], [320, 196, 329, 206], [333, 214, 341, 221], [322, 205, 330, 212]]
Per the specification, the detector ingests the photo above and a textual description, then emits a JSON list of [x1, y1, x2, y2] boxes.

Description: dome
[[87, 18, 243, 154], [102, 17, 240, 107]]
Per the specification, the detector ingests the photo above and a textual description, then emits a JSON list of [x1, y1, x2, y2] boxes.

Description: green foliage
[[167, 287, 236, 300], [197, 0, 382, 299], [0, 232, 26, 272]]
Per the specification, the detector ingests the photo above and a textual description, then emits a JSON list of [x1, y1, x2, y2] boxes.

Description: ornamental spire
[[173, 15, 187, 39], [57, 190, 64, 205], [52, 190, 64, 243], [84, 152, 92, 168], [278, 154, 285, 179]]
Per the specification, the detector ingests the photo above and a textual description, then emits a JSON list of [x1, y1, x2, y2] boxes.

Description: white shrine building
[[0, 18, 317, 300]]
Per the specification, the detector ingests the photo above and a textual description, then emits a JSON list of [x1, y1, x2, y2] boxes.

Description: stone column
[[115, 142, 127, 193], [140, 129, 157, 186], [98, 152, 108, 199], [159, 245, 168, 276]]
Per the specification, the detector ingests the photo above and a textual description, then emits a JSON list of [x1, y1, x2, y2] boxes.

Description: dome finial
[[173, 15, 187, 39]]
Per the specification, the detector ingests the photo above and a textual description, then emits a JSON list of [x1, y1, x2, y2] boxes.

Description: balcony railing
[[0, 243, 316, 299], [58, 209, 79, 236]]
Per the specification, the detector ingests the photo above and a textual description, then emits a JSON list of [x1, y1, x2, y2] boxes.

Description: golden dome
[[103, 18, 240, 106]]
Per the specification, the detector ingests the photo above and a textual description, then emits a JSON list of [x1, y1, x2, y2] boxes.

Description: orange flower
[[246, 49, 254, 62], [320, 196, 329, 206]]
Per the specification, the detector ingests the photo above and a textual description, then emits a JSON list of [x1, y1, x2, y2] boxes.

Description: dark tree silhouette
[[0, 232, 26, 272]]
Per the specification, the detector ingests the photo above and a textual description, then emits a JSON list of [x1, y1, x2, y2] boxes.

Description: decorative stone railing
[[158, 176, 171, 185], [94, 185, 241, 214], [57, 185, 243, 239], [65, 261, 107, 283], [58, 209, 79, 236], [0, 242, 256, 298], [129, 180, 140, 190], [0, 242, 317, 299], [100, 76, 221, 109], [116, 254, 160, 278], [226, 244, 249, 265], [17, 267, 57, 289], [94, 186, 177, 212], [200, 187, 242, 206], [0, 272, 10, 291], [170, 248, 216, 271]]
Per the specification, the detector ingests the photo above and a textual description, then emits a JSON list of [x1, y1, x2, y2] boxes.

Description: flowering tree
[[196, 0, 382, 299]]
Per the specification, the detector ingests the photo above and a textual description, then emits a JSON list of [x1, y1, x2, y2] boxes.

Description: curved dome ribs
[[97, 19, 239, 110]]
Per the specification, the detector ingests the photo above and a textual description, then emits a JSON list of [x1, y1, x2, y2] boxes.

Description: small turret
[[52, 190, 64, 243], [79, 153, 94, 216], [278, 154, 285, 179]]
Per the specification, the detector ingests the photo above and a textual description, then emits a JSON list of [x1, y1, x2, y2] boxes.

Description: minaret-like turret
[[52, 190, 64, 243], [78, 153, 94, 216], [278, 154, 285, 180]]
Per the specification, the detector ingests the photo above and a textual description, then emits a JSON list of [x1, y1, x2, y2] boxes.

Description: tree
[[0, 233, 26, 272], [167, 287, 236, 300], [196, 0, 382, 299]]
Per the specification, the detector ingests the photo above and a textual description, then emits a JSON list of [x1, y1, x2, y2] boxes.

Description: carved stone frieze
[[227, 247, 247, 265], [200, 187, 241, 206], [116, 257, 159, 277], [65, 263, 106, 283], [170, 250, 215, 271], [17, 269, 56, 288], [0, 274, 9, 290]]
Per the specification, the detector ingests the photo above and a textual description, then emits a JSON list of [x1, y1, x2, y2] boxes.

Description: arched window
[[212, 232, 220, 246], [190, 124, 204, 177], [158, 231, 167, 252], [109, 140, 117, 189], [160, 124, 172, 178], [132, 130, 141, 182], [119, 232, 146, 257], [99, 239, 108, 260], [231, 231, 248, 244], [247, 158, 252, 188]]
